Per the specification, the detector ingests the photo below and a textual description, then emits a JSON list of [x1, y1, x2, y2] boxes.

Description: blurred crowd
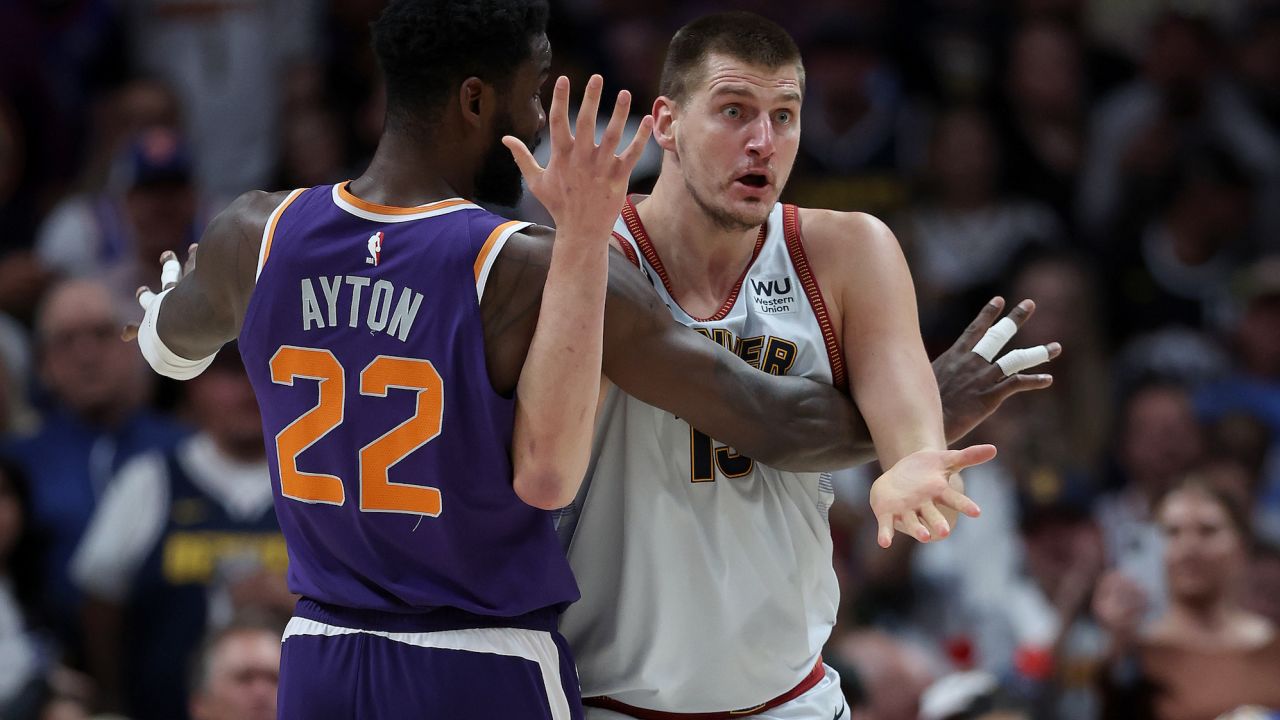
[[1, 0, 1279, 719]]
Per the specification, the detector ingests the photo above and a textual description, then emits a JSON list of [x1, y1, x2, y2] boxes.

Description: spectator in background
[[0, 279, 186, 658], [997, 20, 1088, 225], [1095, 478, 1280, 720], [1198, 257, 1280, 541], [36, 127, 206, 321], [1107, 145, 1257, 341], [76, 76, 184, 194], [1095, 380, 1207, 620], [904, 107, 1062, 340], [72, 348, 287, 720], [833, 629, 939, 720], [122, 0, 322, 197], [788, 17, 924, 216], [1078, 11, 1280, 247], [0, 458, 51, 719], [981, 251, 1110, 488], [187, 615, 281, 720]]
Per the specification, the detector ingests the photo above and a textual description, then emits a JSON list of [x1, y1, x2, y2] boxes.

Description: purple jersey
[[238, 183, 579, 619]]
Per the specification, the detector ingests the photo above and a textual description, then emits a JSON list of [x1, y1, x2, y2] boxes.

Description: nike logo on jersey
[[833, 702, 846, 719], [366, 231, 383, 266]]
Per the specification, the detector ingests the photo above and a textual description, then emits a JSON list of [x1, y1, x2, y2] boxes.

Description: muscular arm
[[150, 191, 282, 359], [482, 233, 867, 471], [823, 211, 946, 466]]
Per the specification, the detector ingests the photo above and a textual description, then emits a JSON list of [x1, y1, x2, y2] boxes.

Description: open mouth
[[736, 173, 769, 189]]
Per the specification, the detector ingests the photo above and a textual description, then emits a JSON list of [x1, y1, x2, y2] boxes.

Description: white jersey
[[557, 200, 846, 713]]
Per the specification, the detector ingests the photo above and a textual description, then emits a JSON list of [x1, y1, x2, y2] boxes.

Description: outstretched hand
[[502, 74, 653, 236], [121, 243, 199, 342], [869, 443, 995, 548], [933, 297, 1062, 444]]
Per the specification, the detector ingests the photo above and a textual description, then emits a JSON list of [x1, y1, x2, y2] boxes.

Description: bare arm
[[499, 75, 652, 509], [126, 190, 281, 358]]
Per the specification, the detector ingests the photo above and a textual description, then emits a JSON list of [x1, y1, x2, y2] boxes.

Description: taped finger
[[971, 316, 1017, 361], [160, 258, 181, 287], [138, 289, 157, 309], [996, 345, 1051, 376]]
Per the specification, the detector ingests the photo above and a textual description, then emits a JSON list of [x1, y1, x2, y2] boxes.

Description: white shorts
[[584, 664, 849, 720]]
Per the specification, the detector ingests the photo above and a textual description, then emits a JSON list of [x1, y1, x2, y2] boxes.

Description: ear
[[652, 96, 678, 153], [458, 77, 488, 128]]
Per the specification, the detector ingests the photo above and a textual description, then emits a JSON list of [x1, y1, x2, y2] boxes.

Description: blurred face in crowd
[[1011, 258, 1089, 349], [1008, 22, 1081, 119], [1238, 294, 1280, 379], [190, 629, 279, 720], [37, 280, 143, 423], [1158, 487, 1247, 606], [930, 108, 997, 204], [187, 356, 264, 460], [0, 468, 22, 566], [126, 179, 197, 262], [659, 53, 802, 230], [1144, 16, 1214, 115], [1120, 386, 1204, 496]]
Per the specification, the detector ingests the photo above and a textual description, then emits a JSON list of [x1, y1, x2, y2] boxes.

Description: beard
[[474, 112, 535, 208], [684, 174, 772, 232]]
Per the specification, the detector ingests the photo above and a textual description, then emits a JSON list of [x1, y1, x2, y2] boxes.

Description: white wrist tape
[[137, 288, 218, 380], [972, 317, 1018, 362], [996, 345, 1051, 376]]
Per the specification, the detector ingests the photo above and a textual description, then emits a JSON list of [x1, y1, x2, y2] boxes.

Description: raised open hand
[[502, 74, 653, 236]]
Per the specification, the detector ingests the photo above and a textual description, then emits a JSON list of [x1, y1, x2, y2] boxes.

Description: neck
[[1168, 594, 1239, 632], [350, 128, 471, 206], [641, 167, 765, 295]]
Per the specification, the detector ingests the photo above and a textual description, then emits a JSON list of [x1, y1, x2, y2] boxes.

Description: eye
[[775, 110, 793, 124], [723, 105, 742, 119]]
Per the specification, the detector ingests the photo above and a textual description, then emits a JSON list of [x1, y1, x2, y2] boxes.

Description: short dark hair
[[372, 0, 549, 128], [1156, 474, 1254, 544], [659, 12, 804, 104]]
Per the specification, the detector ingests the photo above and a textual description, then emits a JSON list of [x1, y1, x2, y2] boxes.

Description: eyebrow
[[709, 85, 802, 104]]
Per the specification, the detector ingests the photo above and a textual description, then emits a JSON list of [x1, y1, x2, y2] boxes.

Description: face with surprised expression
[[656, 54, 802, 231]]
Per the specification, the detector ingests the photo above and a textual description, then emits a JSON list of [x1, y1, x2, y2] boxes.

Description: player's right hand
[[869, 444, 993, 548], [502, 74, 653, 238], [122, 243, 198, 342]]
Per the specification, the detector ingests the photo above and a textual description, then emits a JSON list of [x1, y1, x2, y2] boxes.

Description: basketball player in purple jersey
[[121, 1, 948, 717]]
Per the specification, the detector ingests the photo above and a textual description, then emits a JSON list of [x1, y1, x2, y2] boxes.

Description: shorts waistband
[[292, 597, 560, 635], [583, 656, 826, 720]]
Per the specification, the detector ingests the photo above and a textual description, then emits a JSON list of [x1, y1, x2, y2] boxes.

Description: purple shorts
[[277, 599, 583, 719]]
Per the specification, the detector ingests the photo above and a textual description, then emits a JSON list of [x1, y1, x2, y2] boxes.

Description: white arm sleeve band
[[137, 288, 218, 380]]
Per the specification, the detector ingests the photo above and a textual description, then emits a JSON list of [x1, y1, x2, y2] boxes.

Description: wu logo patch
[[749, 275, 797, 314], [366, 231, 384, 266]]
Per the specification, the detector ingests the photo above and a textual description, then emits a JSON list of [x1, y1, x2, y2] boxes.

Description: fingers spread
[[954, 296, 1004, 352], [947, 443, 998, 471], [617, 115, 654, 171], [897, 513, 931, 543], [876, 513, 894, 548], [600, 89, 631, 154], [574, 74, 604, 148], [919, 503, 950, 539], [940, 487, 982, 518], [548, 76, 572, 150], [502, 135, 543, 181]]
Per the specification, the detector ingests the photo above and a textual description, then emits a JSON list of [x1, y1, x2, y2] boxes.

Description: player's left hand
[[869, 444, 994, 548], [122, 243, 198, 342], [933, 297, 1061, 444]]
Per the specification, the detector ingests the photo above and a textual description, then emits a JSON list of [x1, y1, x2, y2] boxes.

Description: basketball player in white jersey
[[554, 12, 1059, 720]]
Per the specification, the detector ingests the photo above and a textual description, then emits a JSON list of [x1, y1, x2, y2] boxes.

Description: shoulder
[[216, 189, 298, 240], [793, 208, 908, 293]]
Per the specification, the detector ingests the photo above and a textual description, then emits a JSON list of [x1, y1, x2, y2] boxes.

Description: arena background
[[1, 0, 1279, 718]]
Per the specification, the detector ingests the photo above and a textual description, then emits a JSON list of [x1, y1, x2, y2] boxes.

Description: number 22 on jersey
[[269, 345, 444, 516]]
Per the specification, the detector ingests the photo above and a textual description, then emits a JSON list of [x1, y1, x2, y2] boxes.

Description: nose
[[744, 114, 775, 160]]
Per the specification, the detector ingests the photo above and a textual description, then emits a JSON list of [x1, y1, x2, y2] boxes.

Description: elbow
[[512, 466, 578, 511]]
